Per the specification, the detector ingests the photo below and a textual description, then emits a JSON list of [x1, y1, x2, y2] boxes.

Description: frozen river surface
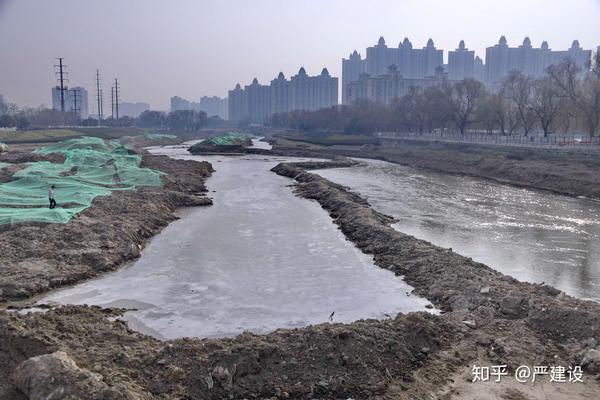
[[41, 145, 430, 339]]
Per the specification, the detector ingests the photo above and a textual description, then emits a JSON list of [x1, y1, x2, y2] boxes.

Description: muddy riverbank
[[0, 148, 213, 303], [1, 155, 600, 399], [271, 137, 600, 199]]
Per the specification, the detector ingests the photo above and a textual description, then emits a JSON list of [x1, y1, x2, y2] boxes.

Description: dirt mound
[[0, 306, 462, 400], [12, 351, 141, 400]]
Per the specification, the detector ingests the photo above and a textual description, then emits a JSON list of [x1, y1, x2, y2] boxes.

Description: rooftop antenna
[[54, 58, 68, 112]]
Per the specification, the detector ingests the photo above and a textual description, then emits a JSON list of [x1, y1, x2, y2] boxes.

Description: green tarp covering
[[203, 132, 252, 146], [0, 137, 163, 225]]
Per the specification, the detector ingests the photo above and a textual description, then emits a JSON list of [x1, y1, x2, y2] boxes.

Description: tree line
[[269, 55, 600, 137], [0, 103, 211, 132]]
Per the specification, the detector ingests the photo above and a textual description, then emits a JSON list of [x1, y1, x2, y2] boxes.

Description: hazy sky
[[1, 0, 599, 111]]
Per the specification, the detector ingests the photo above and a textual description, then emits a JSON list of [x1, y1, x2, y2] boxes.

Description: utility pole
[[54, 58, 68, 112], [110, 86, 115, 119], [95, 69, 103, 122], [113, 78, 120, 119], [71, 88, 80, 121]]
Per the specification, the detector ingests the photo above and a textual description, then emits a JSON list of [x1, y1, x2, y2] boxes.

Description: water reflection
[[316, 159, 600, 301]]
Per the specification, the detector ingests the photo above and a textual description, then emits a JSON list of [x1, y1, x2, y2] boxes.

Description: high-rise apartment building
[[198, 96, 228, 120], [342, 36, 443, 103], [228, 67, 338, 124], [170, 96, 190, 112], [485, 36, 592, 84], [346, 65, 452, 105], [343, 36, 594, 103]]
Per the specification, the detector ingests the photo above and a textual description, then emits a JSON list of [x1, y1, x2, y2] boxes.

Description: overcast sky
[[1, 0, 599, 111]]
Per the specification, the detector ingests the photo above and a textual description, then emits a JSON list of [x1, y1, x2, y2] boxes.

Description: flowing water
[[41, 144, 430, 339], [315, 158, 600, 302]]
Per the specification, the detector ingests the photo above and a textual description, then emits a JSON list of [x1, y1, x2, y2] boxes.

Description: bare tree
[[502, 71, 537, 136], [477, 93, 518, 135], [398, 87, 429, 134], [547, 60, 600, 137], [447, 79, 485, 135], [529, 77, 567, 136], [423, 86, 451, 133]]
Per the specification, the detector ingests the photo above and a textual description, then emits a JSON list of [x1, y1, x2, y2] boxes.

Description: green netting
[[204, 132, 252, 146], [144, 132, 177, 140], [0, 137, 163, 225]]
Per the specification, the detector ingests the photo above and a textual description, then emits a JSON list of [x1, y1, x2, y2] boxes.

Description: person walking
[[48, 185, 56, 209]]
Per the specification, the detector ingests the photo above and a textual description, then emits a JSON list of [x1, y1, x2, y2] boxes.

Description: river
[[315, 158, 600, 302], [41, 145, 600, 339], [40, 143, 430, 339]]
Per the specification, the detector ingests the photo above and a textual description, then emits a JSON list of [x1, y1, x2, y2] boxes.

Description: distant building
[[448, 40, 475, 80], [485, 36, 592, 83], [171, 95, 227, 118], [245, 78, 271, 125], [342, 51, 366, 104], [228, 67, 338, 124], [119, 102, 149, 118], [342, 36, 443, 103], [170, 96, 190, 112], [346, 65, 452, 105], [198, 96, 228, 120], [289, 67, 338, 112], [228, 84, 247, 123], [342, 36, 594, 101], [473, 56, 485, 82], [51, 86, 89, 117], [270, 72, 289, 115]]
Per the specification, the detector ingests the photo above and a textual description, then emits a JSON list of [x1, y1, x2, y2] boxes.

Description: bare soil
[[1, 148, 600, 399]]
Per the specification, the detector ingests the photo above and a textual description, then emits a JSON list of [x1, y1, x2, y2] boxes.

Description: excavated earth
[[1, 148, 600, 399], [0, 148, 214, 302]]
